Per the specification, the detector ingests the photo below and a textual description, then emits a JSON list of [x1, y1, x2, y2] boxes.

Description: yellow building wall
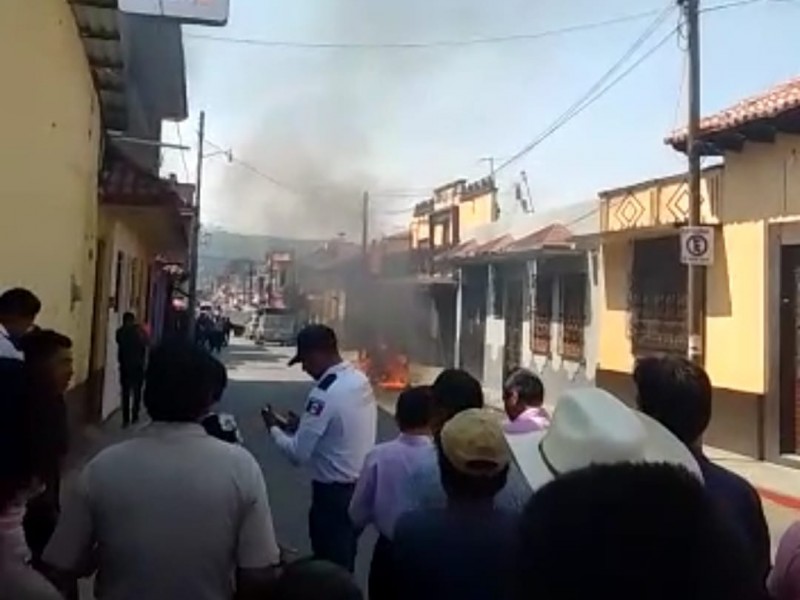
[[704, 221, 765, 394], [597, 239, 633, 374], [458, 192, 495, 235], [597, 224, 767, 393], [721, 135, 800, 224], [0, 0, 100, 386], [410, 216, 428, 249]]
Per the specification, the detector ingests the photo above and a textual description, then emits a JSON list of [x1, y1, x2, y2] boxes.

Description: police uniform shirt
[[0, 324, 23, 361], [271, 362, 377, 484]]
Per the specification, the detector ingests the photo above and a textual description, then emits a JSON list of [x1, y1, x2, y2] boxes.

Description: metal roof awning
[[70, 0, 128, 131]]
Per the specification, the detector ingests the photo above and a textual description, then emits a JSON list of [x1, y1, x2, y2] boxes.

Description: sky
[[159, 0, 800, 240]]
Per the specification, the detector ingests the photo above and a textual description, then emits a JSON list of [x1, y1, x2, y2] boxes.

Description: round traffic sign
[[685, 234, 708, 257]]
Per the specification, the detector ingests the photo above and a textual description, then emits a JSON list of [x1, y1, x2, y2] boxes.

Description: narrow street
[[218, 339, 398, 586]]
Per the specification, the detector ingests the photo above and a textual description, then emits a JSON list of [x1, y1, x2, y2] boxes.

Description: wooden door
[[459, 268, 486, 381], [779, 245, 800, 454]]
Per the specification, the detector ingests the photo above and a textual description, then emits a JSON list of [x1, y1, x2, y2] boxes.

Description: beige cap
[[440, 408, 511, 476]]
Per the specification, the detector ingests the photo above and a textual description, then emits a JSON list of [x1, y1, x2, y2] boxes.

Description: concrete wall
[[0, 0, 100, 391], [458, 190, 495, 236]]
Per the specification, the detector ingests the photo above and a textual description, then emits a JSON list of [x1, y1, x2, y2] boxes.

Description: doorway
[[779, 245, 800, 454], [459, 267, 487, 381]]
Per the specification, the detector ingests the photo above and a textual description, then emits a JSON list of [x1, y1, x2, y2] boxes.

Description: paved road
[[219, 340, 397, 588]]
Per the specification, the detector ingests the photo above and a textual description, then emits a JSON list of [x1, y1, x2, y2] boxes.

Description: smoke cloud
[[212, 0, 495, 241]]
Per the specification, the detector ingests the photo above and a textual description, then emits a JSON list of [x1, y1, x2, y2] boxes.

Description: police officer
[[263, 324, 377, 572]]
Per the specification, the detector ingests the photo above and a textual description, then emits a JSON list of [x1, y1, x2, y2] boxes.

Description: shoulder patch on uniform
[[316, 373, 338, 391], [306, 398, 326, 416]]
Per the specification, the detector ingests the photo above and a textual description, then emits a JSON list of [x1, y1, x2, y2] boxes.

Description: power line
[[495, 5, 678, 175], [184, 10, 662, 50]]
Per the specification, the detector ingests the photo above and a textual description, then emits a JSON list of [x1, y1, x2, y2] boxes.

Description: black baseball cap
[[288, 324, 338, 366]]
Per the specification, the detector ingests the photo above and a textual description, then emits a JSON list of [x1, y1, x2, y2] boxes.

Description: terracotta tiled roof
[[441, 239, 478, 260], [503, 223, 573, 253], [667, 77, 800, 144], [473, 234, 514, 256]]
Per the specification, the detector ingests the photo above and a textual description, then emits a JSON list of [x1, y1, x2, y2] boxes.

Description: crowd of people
[[2, 287, 800, 600]]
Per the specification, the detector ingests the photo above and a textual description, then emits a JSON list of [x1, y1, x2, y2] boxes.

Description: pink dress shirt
[[503, 406, 551, 435]]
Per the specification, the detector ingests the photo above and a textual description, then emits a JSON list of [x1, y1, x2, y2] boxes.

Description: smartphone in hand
[[261, 405, 288, 430]]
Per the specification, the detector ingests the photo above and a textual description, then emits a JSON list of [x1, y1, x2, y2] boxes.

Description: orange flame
[[357, 348, 410, 391]]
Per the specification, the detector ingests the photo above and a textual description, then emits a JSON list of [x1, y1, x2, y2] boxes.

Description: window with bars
[[531, 274, 554, 356], [559, 273, 587, 361], [629, 236, 687, 356]]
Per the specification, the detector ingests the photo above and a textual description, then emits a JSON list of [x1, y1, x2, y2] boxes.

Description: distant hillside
[[199, 228, 326, 277]]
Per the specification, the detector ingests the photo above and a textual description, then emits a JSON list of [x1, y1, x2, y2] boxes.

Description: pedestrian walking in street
[[502, 368, 550, 434], [271, 559, 362, 600], [0, 288, 41, 361], [17, 330, 73, 568], [43, 341, 281, 600], [633, 356, 771, 586], [401, 369, 531, 513], [393, 408, 517, 600], [263, 324, 377, 572], [517, 462, 763, 600], [115, 312, 147, 428], [349, 385, 433, 600], [0, 358, 62, 600]]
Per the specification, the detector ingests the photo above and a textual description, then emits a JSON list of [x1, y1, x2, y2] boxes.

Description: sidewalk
[[705, 446, 800, 509]]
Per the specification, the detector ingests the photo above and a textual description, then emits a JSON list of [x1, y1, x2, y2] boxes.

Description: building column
[[487, 263, 496, 317], [454, 267, 463, 368]]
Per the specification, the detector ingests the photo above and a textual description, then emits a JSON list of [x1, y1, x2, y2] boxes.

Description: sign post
[[680, 226, 714, 267]]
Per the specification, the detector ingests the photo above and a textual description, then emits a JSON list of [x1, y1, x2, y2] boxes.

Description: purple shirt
[[349, 433, 432, 539], [503, 406, 551, 434]]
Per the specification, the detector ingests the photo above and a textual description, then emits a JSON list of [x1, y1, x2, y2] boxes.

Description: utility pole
[[186, 110, 206, 340], [682, 0, 703, 364]]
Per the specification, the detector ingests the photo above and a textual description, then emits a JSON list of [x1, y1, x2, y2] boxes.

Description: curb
[[757, 486, 800, 511]]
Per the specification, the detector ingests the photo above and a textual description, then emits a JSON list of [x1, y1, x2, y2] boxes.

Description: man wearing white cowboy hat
[[506, 387, 702, 490]]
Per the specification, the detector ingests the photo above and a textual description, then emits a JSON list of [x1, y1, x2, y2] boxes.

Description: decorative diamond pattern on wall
[[615, 193, 645, 228]]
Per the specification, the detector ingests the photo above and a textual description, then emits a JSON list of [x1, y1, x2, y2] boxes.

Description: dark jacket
[[115, 323, 147, 376], [697, 453, 771, 586]]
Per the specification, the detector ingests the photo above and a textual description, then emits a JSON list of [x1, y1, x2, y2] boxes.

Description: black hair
[[0, 359, 52, 511], [504, 368, 544, 407], [208, 354, 227, 402], [18, 329, 72, 365], [633, 356, 712, 446], [0, 288, 41, 318], [144, 341, 220, 422], [122, 312, 136, 325], [517, 463, 761, 600], [431, 369, 484, 420], [395, 385, 433, 432], [272, 558, 362, 600], [435, 437, 508, 501]]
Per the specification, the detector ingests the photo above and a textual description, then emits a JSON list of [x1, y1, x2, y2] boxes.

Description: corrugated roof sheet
[[667, 76, 800, 144]]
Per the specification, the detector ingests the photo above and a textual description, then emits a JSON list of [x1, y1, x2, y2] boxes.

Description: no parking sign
[[680, 226, 714, 266]]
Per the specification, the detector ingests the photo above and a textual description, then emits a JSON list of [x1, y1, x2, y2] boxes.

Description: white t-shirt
[[44, 423, 280, 600]]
